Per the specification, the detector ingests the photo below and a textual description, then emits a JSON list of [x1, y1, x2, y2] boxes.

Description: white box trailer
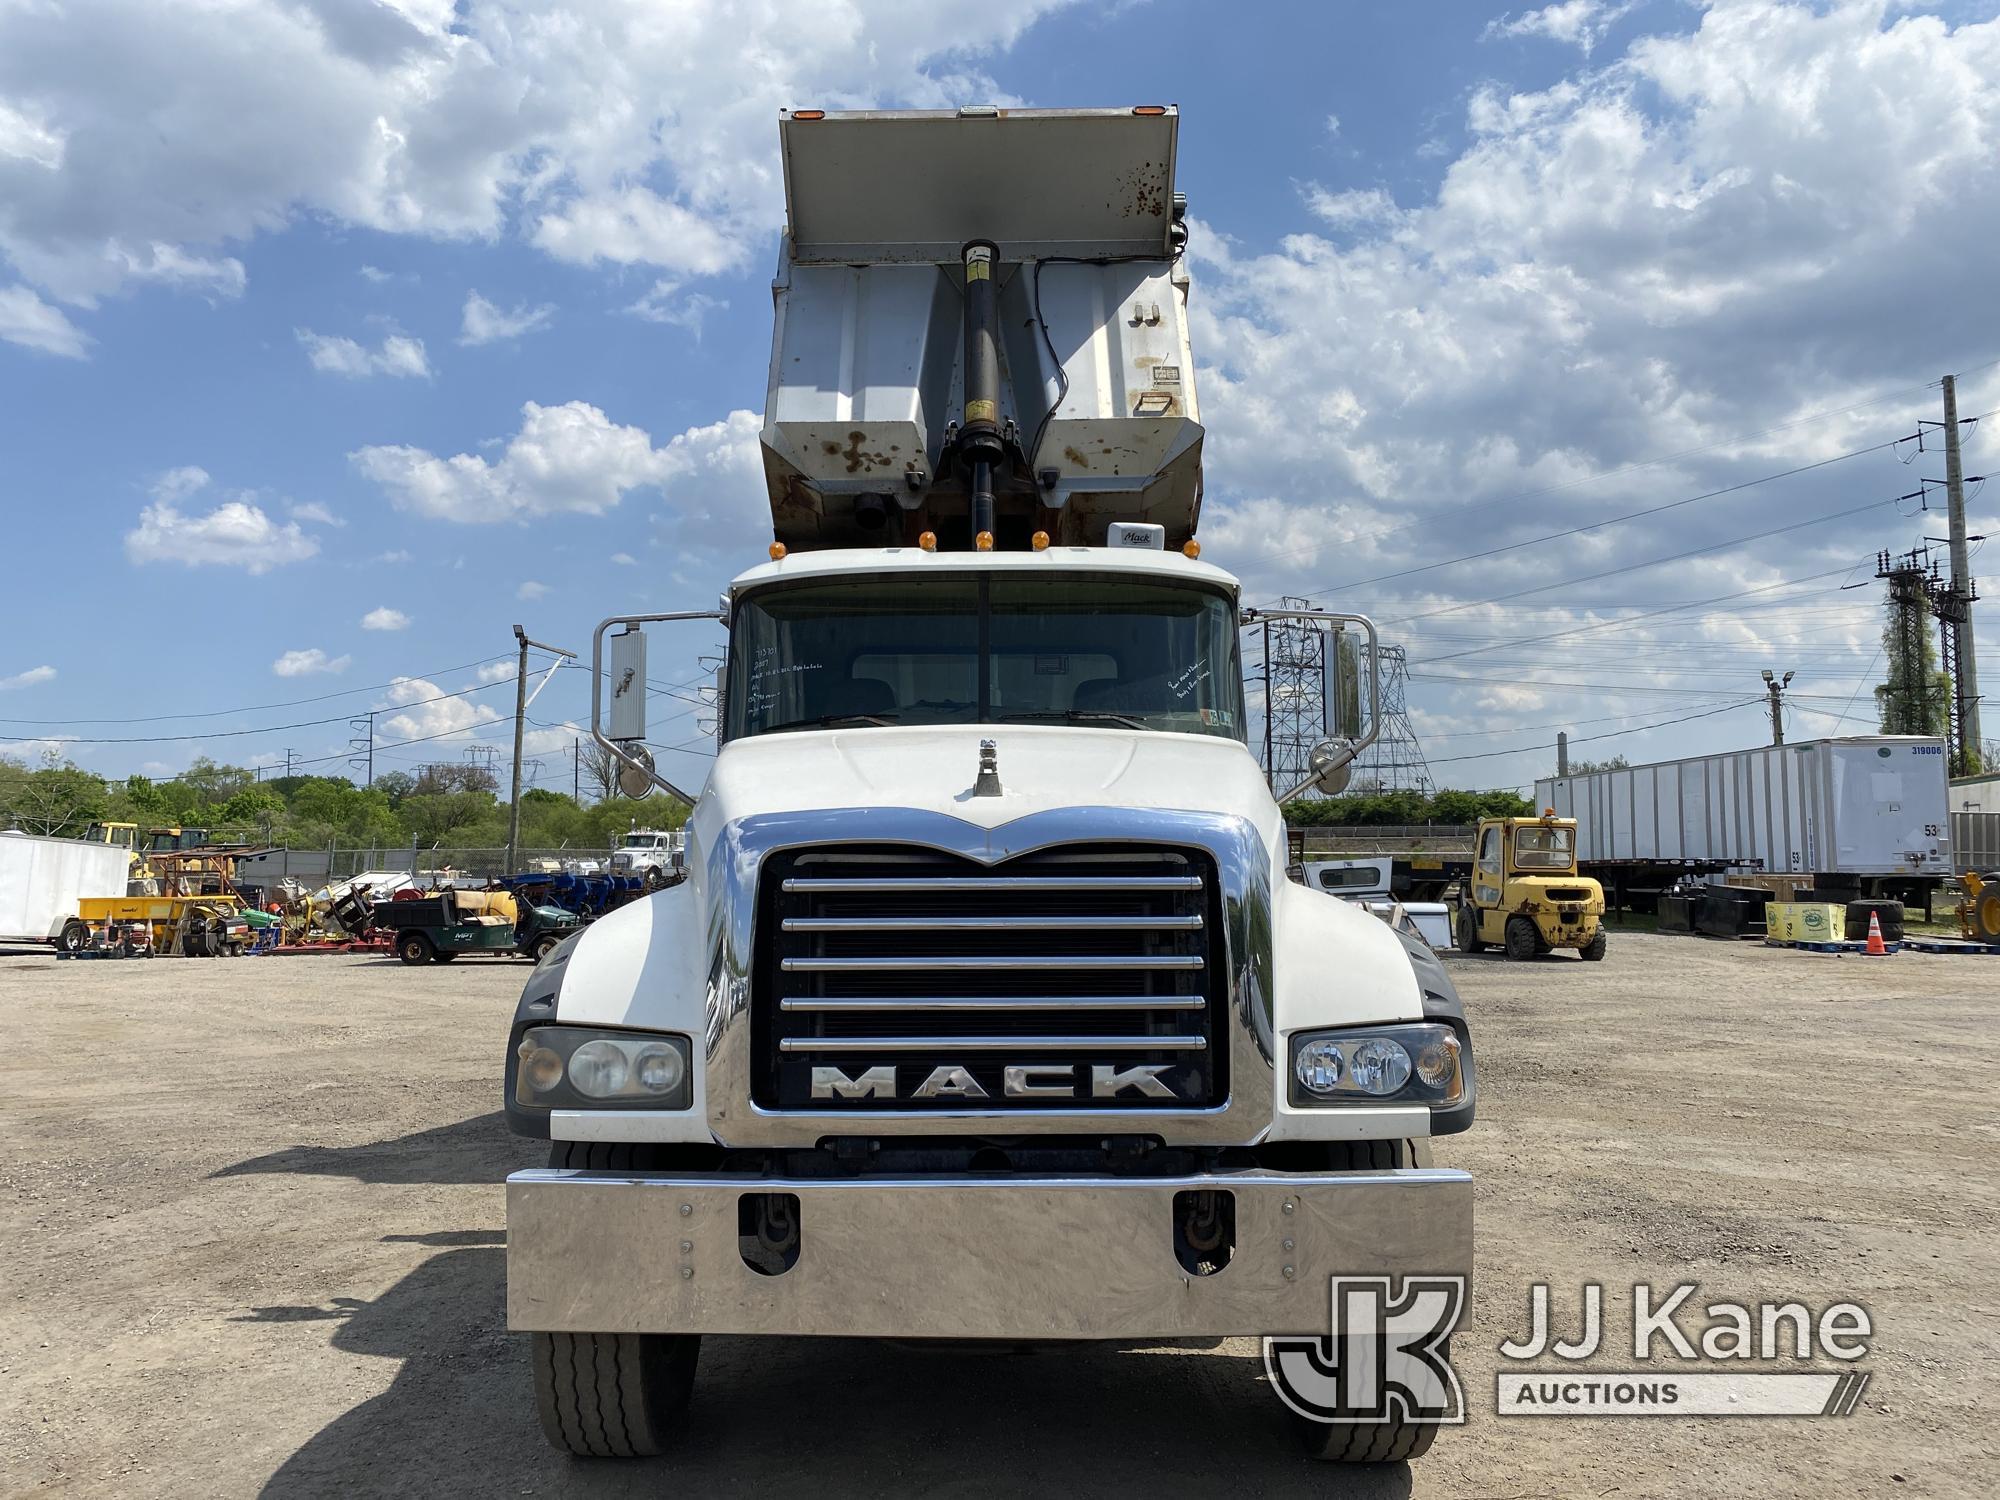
[[0, 831, 132, 945], [1536, 736, 1951, 903]]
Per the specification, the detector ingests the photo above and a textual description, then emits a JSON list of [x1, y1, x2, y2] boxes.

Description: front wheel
[[532, 933, 562, 962], [397, 932, 434, 966], [533, 1330, 699, 1457], [1292, 1343, 1448, 1462], [1578, 929, 1607, 962], [1504, 916, 1539, 961], [1455, 904, 1486, 954]]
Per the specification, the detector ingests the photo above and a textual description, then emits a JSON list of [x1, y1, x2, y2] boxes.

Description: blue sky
[[3, 0, 1998, 796]]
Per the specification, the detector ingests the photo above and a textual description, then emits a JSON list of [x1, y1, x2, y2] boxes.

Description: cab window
[[1513, 825, 1575, 870]]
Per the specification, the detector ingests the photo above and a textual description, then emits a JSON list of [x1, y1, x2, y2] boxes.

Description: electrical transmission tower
[[1260, 596, 1326, 792], [1346, 643, 1434, 794], [1875, 548, 1946, 739], [347, 713, 375, 786]]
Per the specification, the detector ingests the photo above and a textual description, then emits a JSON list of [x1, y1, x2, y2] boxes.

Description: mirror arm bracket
[[591, 612, 728, 806]]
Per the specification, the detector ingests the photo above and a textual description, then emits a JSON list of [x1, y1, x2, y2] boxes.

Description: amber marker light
[[919, 530, 938, 552], [975, 530, 995, 552], [792, 110, 825, 121], [768, 542, 787, 561], [1133, 105, 1168, 116], [1182, 539, 1201, 559], [1031, 530, 1050, 551]]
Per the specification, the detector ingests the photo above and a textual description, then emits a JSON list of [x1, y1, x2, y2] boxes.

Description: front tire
[[533, 933, 562, 962], [1292, 1136, 1444, 1461], [1292, 1347, 1448, 1462], [1578, 929, 1607, 962], [532, 1139, 700, 1457], [1504, 915, 1539, 961], [397, 932, 434, 965], [1455, 904, 1486, 954]]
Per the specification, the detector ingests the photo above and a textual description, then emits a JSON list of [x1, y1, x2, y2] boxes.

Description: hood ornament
[[972, 738, 1003, 797]]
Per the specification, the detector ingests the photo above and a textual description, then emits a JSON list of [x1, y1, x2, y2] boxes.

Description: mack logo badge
[[810, 1063, 1181, 1101]]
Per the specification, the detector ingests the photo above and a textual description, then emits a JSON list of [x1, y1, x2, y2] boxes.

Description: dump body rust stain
[[1063, 446, 1091, 470], [841, 429, 891, 473]]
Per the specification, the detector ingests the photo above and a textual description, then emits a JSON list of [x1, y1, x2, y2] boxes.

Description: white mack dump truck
[[503, 106, 1476, 1464]]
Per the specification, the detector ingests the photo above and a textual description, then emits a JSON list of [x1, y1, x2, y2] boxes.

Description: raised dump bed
[[761, 106, 1202, 551]]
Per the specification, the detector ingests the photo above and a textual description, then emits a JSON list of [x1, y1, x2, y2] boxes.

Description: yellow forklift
[[1456, 811, 1608, 961]]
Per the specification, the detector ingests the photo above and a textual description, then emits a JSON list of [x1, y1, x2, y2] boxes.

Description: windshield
[[726, 572, 1244, 742], [1513, 825, 1575, 870]]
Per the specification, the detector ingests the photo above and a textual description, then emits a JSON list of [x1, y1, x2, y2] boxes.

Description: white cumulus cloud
[[0, 664, 57, 691], [1486, 1, 1635, 53], [352, 400, 679, 522], [378, 674, 500, 746], [0, 283, 89, 357], [459, 289, 555, 345], [297, 328, 431, 379], [361, 606, 411, 631], [125, 496, 320, 574], [0, 0, 1070, 320], [517, 580, 549, 600], [272, 648, 350, 677]]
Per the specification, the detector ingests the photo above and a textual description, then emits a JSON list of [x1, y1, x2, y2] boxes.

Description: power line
[[1309, 436, 1911, 600], [31, 677, 515, 747], [1238, 371, 1995, 579], [0, 654, 514, 726], [1423, 698, 1765, 767]]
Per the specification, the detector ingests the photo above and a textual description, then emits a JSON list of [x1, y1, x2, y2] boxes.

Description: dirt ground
[[1, 930, 1995, 1499]]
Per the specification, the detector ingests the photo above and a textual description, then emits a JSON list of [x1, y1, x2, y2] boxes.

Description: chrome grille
[[755, 846, 1224, 1110]]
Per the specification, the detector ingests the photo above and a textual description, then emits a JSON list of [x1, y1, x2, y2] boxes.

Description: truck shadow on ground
[[211, 1112, 541, 1186], [257, 1237, 1416, 1499]]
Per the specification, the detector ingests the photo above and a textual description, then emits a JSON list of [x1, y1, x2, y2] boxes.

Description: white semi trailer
[[1536, 735, 1952, 909], [502, 107, 1475, 1465], [0, 831, 130, 946]]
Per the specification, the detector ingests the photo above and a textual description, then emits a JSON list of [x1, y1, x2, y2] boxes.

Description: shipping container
[[1536, 736, 1951, 902], [0, 831, 133, 944]]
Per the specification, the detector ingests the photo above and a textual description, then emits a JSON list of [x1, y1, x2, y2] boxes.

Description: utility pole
[[1556, 731, 1569, 776], [1761, 669, 1793, 746], [1941, 375, 1983, 771], [574, 737, 581, 803], [508, 625, 577, 874]]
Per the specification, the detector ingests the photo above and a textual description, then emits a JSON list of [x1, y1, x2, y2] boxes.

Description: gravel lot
[[2, 930, 1995, 1498]]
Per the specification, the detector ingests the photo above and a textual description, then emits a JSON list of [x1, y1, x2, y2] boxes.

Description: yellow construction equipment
[[1455, 811, 1608, 961], [1958, 871, 2000, 943]]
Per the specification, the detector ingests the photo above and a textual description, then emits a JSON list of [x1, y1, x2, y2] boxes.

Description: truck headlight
[[1288, 1023, 1463, 1108], [513, 1026, 693, 1110]]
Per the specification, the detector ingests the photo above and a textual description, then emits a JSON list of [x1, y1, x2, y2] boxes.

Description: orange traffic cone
[[1864, 910, 1889, 956]]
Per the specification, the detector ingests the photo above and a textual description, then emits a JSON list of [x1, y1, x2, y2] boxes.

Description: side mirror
[[1306, 736, 1357, 797], [1321, 627, 1366, 743], [608, 626, 647, 743]]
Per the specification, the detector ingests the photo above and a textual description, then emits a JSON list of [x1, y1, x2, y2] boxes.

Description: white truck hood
[[694, 724, 1282, 838]]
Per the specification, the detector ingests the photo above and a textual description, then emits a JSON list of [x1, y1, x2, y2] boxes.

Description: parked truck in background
[[502, 107, 1476, 1465], [1537, 735, 1952, 913], [606, 826, 686, 887]]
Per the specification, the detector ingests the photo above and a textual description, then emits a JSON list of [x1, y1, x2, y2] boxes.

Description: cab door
[[1473, 824, 1505, 938]]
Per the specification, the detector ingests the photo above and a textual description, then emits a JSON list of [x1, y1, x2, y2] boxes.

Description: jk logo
[[1264, 1276, 1467, 1425]]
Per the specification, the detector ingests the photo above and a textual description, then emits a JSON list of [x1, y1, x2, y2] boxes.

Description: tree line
[[0, 751, 690, 853]]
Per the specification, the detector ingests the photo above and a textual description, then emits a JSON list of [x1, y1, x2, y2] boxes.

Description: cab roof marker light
[[918, 530, 938, 552], [769, 541, 787, 561], [1031, 530, 1051, 551]]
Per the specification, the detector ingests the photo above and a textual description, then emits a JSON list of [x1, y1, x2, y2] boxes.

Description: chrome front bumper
[[506, 1167, 1473, 1339]]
